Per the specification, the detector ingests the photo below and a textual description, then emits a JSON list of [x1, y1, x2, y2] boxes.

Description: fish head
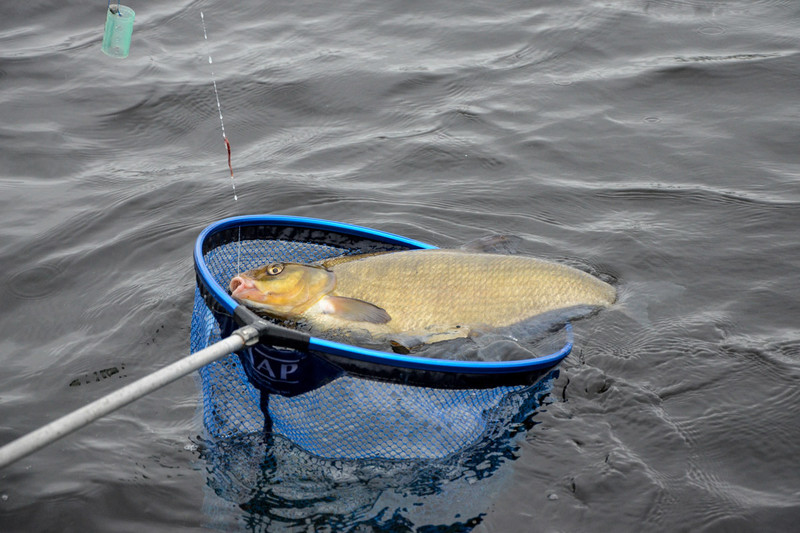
[[228, 262, 335, 319]]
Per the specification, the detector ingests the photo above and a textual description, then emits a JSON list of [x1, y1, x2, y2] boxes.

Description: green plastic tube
[[101, 5, 135, 58]]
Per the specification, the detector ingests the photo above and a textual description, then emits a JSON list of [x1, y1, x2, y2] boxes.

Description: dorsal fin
[[460, 234, 522, 254], [318, 251, 391, 269]]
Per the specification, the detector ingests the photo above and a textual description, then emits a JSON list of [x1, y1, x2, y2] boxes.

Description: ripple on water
[[6, 263, 65, 300], [645, 0, 795, 8]]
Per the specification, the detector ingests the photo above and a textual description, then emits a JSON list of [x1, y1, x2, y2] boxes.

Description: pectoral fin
[[321, 296, 391, 324]]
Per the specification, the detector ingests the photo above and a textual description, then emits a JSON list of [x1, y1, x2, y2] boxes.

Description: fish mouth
[[229, 276, 267, 303], [229, 276, 247, 294]]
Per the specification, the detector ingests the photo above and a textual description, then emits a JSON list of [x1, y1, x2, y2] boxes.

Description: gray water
[[1, 0, 799, 531]]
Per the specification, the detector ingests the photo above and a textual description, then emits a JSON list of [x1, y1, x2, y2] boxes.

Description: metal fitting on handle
[[233, 325, 261, 347]]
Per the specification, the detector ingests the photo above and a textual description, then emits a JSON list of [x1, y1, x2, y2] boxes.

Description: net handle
[[0, 327, 260, 470]]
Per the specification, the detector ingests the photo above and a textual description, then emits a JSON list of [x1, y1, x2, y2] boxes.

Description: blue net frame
[[191, 215, 572, 460]]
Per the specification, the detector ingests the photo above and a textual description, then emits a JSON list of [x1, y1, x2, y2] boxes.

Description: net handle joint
[[233, 305, 311, 350]]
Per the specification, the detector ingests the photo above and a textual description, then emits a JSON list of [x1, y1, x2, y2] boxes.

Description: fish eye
[[266, 263, 284, 276]]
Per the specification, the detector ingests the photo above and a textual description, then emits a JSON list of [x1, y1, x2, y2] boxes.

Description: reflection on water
[[198, 372, 557, 532]]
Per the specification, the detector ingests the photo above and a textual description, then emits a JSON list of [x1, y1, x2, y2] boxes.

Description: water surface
[[1, 0, 798, 531]]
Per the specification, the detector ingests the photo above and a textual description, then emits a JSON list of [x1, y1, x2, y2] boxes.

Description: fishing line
[[200, 11, 242, 274]]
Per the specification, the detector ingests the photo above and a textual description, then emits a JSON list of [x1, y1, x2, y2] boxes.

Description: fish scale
[[316, 249, 616, 337]]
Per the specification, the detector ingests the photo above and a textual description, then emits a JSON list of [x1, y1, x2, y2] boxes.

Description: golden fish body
[[229, 249, 616, 342]]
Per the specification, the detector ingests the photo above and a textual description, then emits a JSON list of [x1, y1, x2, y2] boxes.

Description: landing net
[[191, 215, 571, 460]]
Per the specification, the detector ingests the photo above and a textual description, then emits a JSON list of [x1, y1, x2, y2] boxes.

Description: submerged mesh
[[268, 377, 520, 459], [198, 374, 557, 531], [191, 234, 549, 460]]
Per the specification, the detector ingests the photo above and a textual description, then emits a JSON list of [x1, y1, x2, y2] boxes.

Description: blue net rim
[[194, 215, 572, 379]]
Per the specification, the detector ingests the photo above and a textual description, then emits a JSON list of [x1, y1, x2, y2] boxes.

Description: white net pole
[[0, 331, 252, 469]]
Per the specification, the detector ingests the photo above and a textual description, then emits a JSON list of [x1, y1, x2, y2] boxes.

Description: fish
[[228, 249, 616, 345]]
